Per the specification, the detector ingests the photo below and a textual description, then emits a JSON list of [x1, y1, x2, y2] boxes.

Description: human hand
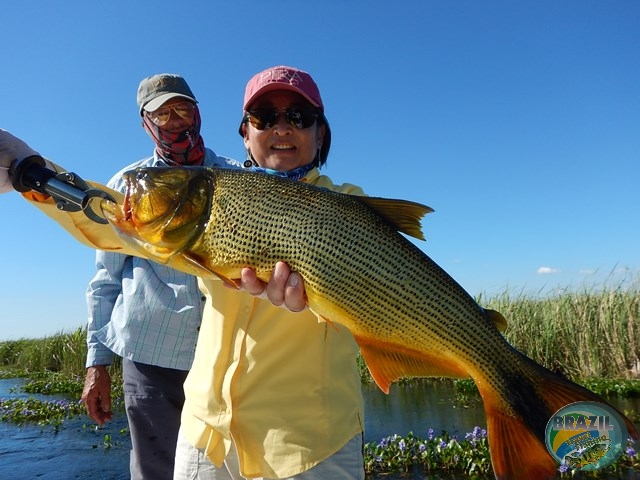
[[81, 365, 113, 425], [240, 261, 307, 312], [0, 129, 39, 193]]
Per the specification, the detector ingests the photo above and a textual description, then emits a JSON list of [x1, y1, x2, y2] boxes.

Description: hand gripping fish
[[101, 166, 638, 480]]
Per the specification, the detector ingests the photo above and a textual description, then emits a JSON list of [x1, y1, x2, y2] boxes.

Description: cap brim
[[244, 83, 321, 111], [142, 93, 197, 114]]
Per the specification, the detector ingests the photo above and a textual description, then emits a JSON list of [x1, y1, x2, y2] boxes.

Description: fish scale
[[210, 173, 471, 354], [106, 166, 639, 480]]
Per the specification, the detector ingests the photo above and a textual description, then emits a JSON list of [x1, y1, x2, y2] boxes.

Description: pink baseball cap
[[242, 66, 324, 111]]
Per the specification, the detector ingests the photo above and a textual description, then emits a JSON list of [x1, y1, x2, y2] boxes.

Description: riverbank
[[2, 284, 640, 477]]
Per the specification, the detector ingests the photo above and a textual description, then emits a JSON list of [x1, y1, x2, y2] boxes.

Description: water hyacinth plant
[[0, 369, 125, 431], [363, 427, 640, 479], [0, 396, 86, 428], [364, 427, 492, 479]]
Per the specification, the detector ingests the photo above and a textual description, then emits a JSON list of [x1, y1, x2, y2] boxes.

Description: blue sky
[[1, 1, 638, 340]]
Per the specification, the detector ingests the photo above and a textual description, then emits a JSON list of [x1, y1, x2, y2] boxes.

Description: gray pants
[[123, 358, 189, 480]]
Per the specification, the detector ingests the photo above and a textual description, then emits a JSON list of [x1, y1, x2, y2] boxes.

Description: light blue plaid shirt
[[85, 149, 241, 370]]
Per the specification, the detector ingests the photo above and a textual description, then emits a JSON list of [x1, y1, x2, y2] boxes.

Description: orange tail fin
[[481, 356, 638, 479], [486, 405, 558, 479]]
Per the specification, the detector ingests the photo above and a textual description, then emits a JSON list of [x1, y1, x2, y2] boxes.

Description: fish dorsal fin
[[485, 308, 508, 332], [357, 196, 433, 240]]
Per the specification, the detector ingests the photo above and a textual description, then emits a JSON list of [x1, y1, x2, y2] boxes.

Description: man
[[80, 74, 237, 479]]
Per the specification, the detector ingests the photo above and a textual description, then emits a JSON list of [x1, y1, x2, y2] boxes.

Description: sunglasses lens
[[247, 107, 317, 130], [150, 111, 169, 125], [173, 103, 195, 119], [247, 109, 278, 130], [147, 102, 195, 126], [286, 107, 317, 129]]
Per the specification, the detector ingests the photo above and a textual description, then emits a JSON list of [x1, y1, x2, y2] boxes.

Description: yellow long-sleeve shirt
[[25, 166, 365, 478]]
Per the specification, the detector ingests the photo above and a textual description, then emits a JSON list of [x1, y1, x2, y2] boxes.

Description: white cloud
[[537, 266, 560, 275]]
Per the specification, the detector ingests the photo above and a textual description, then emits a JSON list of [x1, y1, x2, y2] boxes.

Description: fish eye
[[135, 169, 149, 180]]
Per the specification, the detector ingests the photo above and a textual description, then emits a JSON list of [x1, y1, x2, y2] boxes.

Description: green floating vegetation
[[0, 369, 124, 429], [363, 428, 640, 479], [364, 427, 492, 478], [0, 396, 86, 428]]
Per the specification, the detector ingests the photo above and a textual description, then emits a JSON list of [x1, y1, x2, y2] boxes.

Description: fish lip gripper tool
[[10, 155, 115, 224]]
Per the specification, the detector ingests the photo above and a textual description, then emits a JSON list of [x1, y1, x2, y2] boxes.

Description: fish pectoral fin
[[485, 308, 508, 332], [357, 196, 433, 241], [355, 337, 468, 394], [175, 253, 241, 290]]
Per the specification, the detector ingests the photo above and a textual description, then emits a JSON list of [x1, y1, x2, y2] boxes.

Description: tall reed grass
[[0, 326, 122, 385], [480, 284, 640, 381], [1, 284, 639, 384], [0, 326, 87, 376]]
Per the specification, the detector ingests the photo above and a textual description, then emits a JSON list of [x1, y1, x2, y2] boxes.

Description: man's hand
[[240, 261, 307, 312], [81, 365, 113, 425], [0, 129, 39, 193]]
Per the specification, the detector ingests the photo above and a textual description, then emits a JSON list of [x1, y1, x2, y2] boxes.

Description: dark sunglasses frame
[[244, 106, 319, 130]]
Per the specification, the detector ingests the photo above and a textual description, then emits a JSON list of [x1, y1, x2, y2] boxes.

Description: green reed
[[0, 326, 87, 377], [480, 283, 640, 381]]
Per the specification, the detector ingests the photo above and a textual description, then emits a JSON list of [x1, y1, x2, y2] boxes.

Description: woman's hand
[[239, 261, 307, 312]]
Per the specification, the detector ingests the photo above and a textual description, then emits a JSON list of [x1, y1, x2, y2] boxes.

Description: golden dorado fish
[[102, 166, 638, 479]]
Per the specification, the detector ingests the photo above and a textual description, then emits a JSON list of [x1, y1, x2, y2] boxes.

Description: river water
[[0, 378, 638, 479]]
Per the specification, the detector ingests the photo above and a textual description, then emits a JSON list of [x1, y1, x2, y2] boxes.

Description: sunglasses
[[145, 102, 195, 126], [245, 106, 318, 130]]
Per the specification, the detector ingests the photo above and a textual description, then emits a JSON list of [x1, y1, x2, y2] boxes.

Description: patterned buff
[[142, 105, 206, 166], [243, 162, 315, 181]]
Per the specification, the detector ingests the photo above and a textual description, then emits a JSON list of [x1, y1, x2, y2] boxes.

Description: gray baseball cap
[[136, 73, 197, 114]]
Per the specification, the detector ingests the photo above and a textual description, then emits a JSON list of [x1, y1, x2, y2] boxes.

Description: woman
[[174, 66, 366, 480]]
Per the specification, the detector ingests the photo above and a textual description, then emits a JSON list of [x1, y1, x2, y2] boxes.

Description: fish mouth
[[99, 176, 138, 236], [100, 198, 118, 219]]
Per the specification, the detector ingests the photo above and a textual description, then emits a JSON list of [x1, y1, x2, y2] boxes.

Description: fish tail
[[486, 405, 558, 479], [528, 360, 639, 442], [481, 354, 639, 479]]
